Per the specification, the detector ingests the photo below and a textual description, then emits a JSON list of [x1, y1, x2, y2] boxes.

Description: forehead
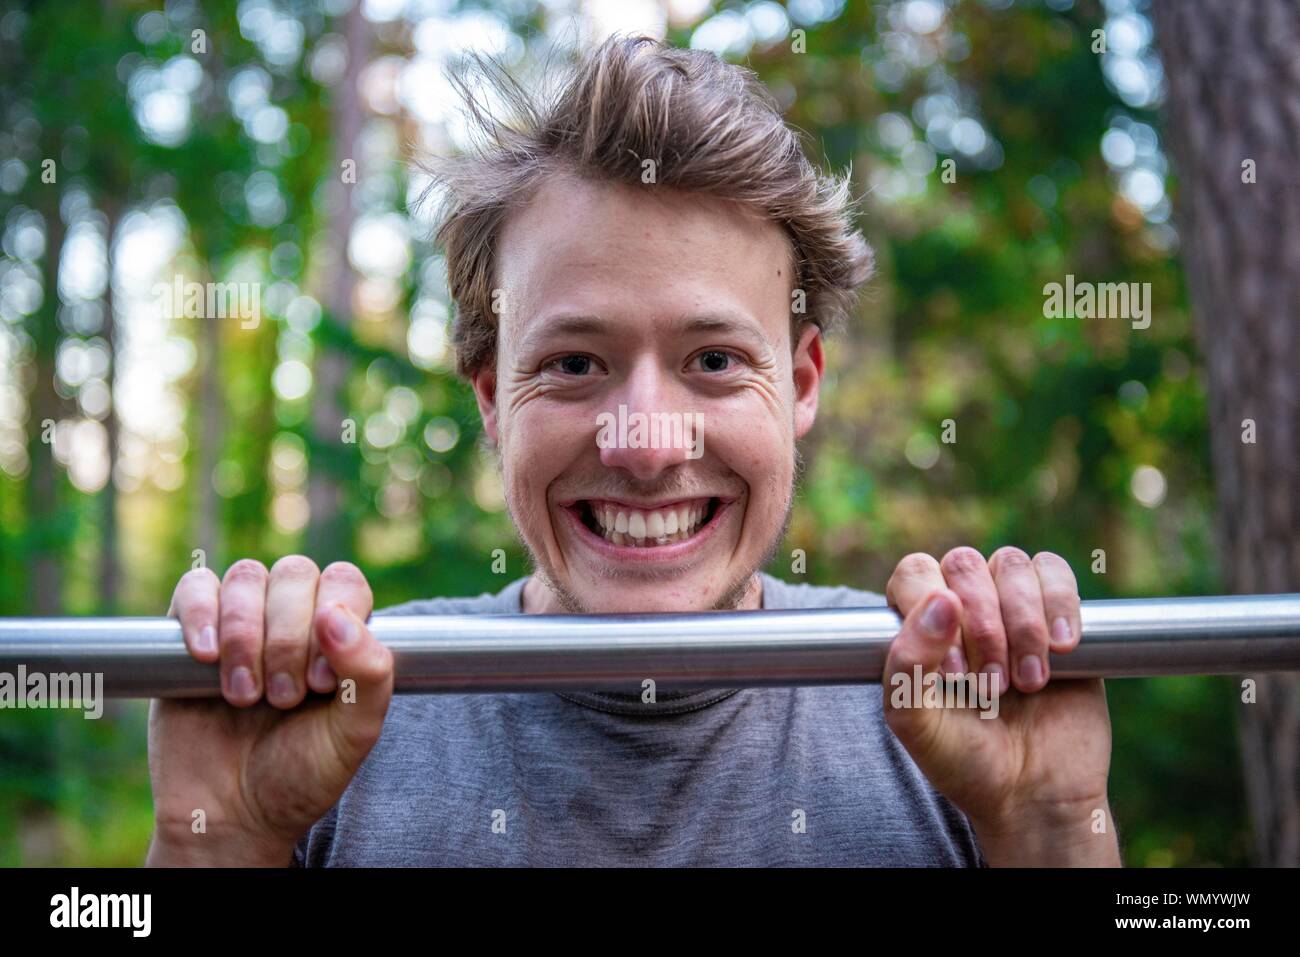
[[495, 173, 794, 345]]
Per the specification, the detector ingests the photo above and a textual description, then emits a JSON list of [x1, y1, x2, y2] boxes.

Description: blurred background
[[0, 0, 1284, 866]]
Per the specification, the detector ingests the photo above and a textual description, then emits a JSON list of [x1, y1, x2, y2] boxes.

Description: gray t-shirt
[[294, 573, 986, 866]]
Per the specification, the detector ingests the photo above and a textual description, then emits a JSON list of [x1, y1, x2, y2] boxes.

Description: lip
[[558, 495, 714, 511], [560, 497, 735, 564]]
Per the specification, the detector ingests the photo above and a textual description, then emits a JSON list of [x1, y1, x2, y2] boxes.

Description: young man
[[147, 36, 1118, 867]]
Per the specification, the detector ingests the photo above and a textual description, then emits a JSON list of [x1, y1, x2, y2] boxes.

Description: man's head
[[427, 36, 872, 614]]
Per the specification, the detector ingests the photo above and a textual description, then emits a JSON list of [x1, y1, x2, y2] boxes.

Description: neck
[[521, 573, 764, 614]]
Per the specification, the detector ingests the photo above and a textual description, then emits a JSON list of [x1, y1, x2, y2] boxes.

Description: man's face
[[471, 173, 824, 614]]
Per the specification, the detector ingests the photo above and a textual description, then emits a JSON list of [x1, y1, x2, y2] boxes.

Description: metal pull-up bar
[[1, 593, 1299, 698]]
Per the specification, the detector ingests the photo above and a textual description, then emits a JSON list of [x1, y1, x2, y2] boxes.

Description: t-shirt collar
[[509, 575, 774, 717]]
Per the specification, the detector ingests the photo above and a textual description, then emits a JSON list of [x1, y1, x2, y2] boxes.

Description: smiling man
[[146, 36, 1119, 867]]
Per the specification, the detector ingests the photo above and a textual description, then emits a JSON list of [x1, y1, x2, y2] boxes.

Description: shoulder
[[760, 572, 889, 610]]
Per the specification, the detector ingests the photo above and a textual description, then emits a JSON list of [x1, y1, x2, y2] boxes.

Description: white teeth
[[588, 501, 713, 547]]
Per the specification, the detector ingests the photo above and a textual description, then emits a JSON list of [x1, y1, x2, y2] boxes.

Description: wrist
[[971, 796, 1121, 867], [146, 820, 297, 868]]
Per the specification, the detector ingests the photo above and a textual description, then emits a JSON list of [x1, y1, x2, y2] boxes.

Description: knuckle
[[220, 603, 265, 649], [999, 595, 1049, 640], [321, 561, 373, 601], [989, 546, 1032, 573], [270, 554, 320, 581], [940, 546, 986, 576], [321, 560, 368, 589], [1031, 550, 1066, 570], [357, 649, 393, 685], [179, 566, 220, 591], [223, 558, 268, 586], [963, 615, 1005, 652], [895, 552, 940, 579], [264, 630, 310, 655]]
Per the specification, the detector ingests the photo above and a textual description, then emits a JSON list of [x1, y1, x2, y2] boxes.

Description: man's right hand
[[145, 557, 394, 866]]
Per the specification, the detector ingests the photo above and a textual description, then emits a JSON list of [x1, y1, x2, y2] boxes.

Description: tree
[[1155, 0, 1300, 865], [307, 0, 367, 562]]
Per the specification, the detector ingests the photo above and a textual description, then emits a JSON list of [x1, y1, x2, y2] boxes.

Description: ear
[[792, 322, 824, 440], [470, 362, 500, 446]]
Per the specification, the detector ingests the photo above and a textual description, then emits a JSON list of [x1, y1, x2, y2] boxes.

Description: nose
[[597, 361, 702, 481]]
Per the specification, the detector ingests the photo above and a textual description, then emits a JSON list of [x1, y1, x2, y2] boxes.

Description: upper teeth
[[591, 501, 710, 547]]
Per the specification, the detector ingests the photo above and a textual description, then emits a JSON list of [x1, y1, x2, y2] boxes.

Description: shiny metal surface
[[1, 593, 1298, 698]]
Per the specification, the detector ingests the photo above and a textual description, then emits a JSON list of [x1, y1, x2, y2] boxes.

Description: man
[[146, 36, 1118, 867]]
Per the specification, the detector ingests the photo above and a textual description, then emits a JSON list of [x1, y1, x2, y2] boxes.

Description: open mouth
[[572, 497, 721, 548]]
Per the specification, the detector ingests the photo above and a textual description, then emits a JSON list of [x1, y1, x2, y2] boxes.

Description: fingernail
[[920, 596, 953, 636], [942, 647, 966, 676], [328, 606, 358, 646], [310, 656, 335, 687], [986, 663, 1004, 696], [230, 666, 256, 700], [1019, 655, 1044, 687], [269, 672, 295, 703], [196, 625, 217, 654], [1051, 617, 1072, 647]]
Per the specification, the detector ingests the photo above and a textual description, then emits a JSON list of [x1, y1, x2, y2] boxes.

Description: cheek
[[500, 400, 586, 499], [707, 404, 794, 495]]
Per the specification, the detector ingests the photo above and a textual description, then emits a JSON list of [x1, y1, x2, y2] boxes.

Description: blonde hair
[[423, 34, 874, 378]]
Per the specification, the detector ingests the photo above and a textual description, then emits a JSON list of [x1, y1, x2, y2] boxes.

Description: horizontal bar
[[1, 593, 1299, 698]]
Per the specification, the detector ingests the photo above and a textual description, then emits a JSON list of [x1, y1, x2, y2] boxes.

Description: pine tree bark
[[1154, 0, 1300, 865], [307, 0, 366, 562], [27, 163, 66, 615], [98, 202, 122, 612]]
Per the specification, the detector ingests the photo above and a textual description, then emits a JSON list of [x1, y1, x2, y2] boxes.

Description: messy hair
[[423, 34, 874, 378]]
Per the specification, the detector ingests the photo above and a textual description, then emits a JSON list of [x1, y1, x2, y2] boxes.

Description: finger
[[988, 546, 1051, 693], [317, 603, 394, 770], [886, 554, 966, 675], [218, 559, 269, 707], [169, 567, 221, 663], [882, 588, 963, 744], [263, 555, 320, 709], [308, 562, 374, 693], [1033, 551, 1083, 654], [938, 546, 1006, 688]]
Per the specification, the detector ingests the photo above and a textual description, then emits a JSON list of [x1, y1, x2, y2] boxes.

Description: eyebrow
[[519, 311, 769, 352]]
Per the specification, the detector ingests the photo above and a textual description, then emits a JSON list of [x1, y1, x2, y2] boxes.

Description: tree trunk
[[1155, 0, 1300, 865], [98, 202, 122, 612], [307, 0, 367, 562], [26, 172, 66, 615]]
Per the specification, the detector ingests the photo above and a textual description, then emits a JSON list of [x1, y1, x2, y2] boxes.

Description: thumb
[[882, 588, 963, 746], [315, 603, 394, 770]]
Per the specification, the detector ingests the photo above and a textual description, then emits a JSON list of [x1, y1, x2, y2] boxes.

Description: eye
[[545, 354, 601, 376], [691, 350, 741, 373]]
